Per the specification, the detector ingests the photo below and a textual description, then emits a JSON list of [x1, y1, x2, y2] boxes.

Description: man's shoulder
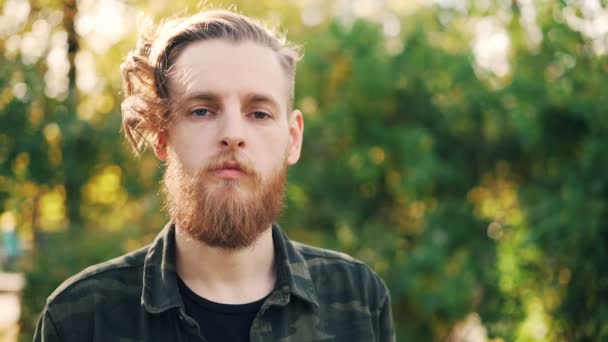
[[290, 241, 389, 303], [46, 245, 149, 305], [292, 241, 362, 265]]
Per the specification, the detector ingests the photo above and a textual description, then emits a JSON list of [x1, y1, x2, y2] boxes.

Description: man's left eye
[[252, 111, 270, 119]]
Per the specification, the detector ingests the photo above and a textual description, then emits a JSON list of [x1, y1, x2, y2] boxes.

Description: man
[[34, 9, 395, 342]]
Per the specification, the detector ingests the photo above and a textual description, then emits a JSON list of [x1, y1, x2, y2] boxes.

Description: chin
[[208, 181, 253, 199]]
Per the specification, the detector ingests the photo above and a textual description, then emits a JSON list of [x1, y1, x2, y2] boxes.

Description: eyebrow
[[243, 93, 281, 112], [171, 91, 221, 113], [177, 91, 282, 112], [181, 91, 222, 103]]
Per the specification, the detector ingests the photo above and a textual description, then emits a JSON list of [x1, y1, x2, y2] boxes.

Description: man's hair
[[120, 9, 302, 154]]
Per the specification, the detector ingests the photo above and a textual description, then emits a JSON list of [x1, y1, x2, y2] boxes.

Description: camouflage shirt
[[34, 223, 395, 341]]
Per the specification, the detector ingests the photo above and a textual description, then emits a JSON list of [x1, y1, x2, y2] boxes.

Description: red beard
[[162, 151, 286, 249]]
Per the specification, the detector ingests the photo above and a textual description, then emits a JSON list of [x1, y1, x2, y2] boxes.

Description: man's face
[[158, 40, 303, 249]]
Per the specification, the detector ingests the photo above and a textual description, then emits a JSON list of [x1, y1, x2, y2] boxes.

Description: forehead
[[168, 40, 288, 109]]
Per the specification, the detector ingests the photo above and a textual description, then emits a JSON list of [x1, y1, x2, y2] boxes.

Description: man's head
[[120, 9, 304, 249]]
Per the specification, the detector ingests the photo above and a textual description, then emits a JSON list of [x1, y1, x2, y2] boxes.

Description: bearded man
[[34, 9, 395, 342]]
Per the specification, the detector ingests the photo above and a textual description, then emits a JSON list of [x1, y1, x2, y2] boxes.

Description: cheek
[[168, 125, 213, 170], [260, 131, 290, 168]]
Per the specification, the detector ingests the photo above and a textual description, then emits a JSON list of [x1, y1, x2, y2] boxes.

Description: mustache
[[203, 152, 256, 176]]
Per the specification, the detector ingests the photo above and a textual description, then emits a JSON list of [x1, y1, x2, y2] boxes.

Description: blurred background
[[0, 0, 607, 341]]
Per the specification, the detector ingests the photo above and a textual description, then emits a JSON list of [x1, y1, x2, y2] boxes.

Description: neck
[[175, 225, 276, 304]]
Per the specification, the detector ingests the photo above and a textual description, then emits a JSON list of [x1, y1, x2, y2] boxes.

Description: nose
[[218, 106, 246, 150], [221, 135, 245, 149]]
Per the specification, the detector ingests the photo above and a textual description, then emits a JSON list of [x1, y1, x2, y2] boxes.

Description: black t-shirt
[[178, 277, 268, 342]]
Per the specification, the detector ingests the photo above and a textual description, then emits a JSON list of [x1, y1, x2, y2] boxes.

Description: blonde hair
[[120, 9, 302, 154]]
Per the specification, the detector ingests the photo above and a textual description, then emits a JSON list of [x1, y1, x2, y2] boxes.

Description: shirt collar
[[271, 224, 319, 308], [141, 222, 182, 313], [141, 223, 319, 313]]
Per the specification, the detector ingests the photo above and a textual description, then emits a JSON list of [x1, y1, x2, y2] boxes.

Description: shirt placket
[[249, 286, 291, 342], [177, 308, 206, 342]]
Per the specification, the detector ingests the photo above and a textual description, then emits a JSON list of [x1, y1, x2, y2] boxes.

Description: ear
[[286, 109, 304, 165], [153, 131, 168, 162]]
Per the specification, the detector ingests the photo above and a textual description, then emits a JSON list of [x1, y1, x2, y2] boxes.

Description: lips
[[211, 161, 247, 179]]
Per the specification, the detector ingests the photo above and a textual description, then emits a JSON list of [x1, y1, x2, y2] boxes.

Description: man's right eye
[[191, 108, 210, 117]]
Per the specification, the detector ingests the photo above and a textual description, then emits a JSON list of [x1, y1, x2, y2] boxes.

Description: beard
[[162, 151, 287, 250]]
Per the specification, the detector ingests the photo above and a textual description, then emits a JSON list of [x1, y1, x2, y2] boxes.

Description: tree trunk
[[62, 0, 83, 229]]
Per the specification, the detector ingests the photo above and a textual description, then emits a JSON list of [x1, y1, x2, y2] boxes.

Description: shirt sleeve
[[33, 307, 63, 342], [378, 292, 396, 342]]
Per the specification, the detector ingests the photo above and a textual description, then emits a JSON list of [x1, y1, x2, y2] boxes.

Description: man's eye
[[191, 108, 210, 117], [252, 111, 270, 119]]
